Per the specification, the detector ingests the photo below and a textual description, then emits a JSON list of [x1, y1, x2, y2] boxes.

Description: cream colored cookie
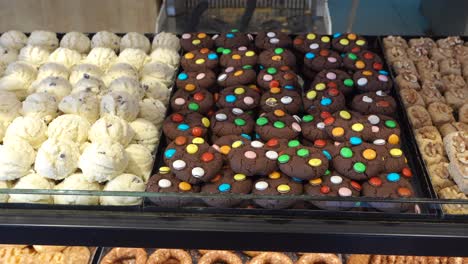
[[47, 114, 91, 144], [4, 116, 47, 149], [89, 115, 134, 146], [60, 31, 91, 54], [9, 173, 54, 204], [0, 138, 35, 180], [48, 47, 84, 69], [34, 138, 80, 180], [100, 91, 139, 122], [54, 173, 101, 205], [59, 91, 100, 123], [100, 173, 145, 205], [129, 118, 160, 152], [125, 144, 153, 182]]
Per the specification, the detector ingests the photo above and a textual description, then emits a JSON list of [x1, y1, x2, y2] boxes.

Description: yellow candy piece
[[390, 148, 403, 157], [232, 54, 241, 60], [234, 70, 243, 76], [234, 87, 245, 94], [220, 145, 231, 155], [232, 140, 243, 148], [355, 61, 366, 69], [315, 83, 326, 91], [184, 53, 195, 59], [339, 39, 349, 45], [321, 36, 330, 43], [388, 134, 400, 145], [272, 55, 282, 61], [202, 117, 210, 127], [309, 178, 322, 186], [306, 33, 316, 40], [245, 51, 255, 57], [332, 127, 344, 137], [339, 110, 351, 120], [269, 171, 281, 179], [277, 184, 291, 194], [192, 137, 205, 144], [362, 70, 373, 76], [192, 39, 201, 45], [179, 182, 192, 191], [351, 123, 364, 132], [362, 149, 377, 160], [356, 40, 366, 46], [195, 58, 205, 64], [234, 173, 247, 181], [186, 144, 199, 154], [348, 33, 357, 40], [306, 90, 317, 100], [159, 166, 171, 174], [308, 158, 322, 167]]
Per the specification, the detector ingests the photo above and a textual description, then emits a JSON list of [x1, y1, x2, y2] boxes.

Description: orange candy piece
[[362, 149, 377, 160], [175, 136, 188, 146], [219, 145, 231, 155], [332, 127, 344, 137], [355, 61, 366, 69], [274, 109, 285, 117]]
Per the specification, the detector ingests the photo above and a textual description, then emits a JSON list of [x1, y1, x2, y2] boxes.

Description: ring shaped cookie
[[296, 253, 342, 264], [100, 247, 147, 264], [147, 249, 192, 264], [248, 252, 293, 264], [198, 250, 242, 264]]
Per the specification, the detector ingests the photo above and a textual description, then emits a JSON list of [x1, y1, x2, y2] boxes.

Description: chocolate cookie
[[257, 66, 300, 90], [304, 170, 361, 210], [260, 87, 302, 114], [255, 110, 302, 141], [217, 66, 256, 87], [377, 145, 408, 173], [323, 110, 371, 142], [213, 30, 253, 49], [362, 172, 414, 212], [303, 80, 346, 114], [146, 166, 201, 207], [201, 167, 253, 208], [252, 171, 303, 209], [170, 87, 214, 114], [342, 50, 384, 72], [312, 69, 355, 97], [227, 140, 279, 176], [216, 85, 261, 110], [277, 139, 329, 180], [212, 134, 252, 160], [219, 46, 258, 68], [350, 90, 397, 116], [293, 33, 332, 53], [304, 138, 339, 163], [255, 31, 292, 50], [176, 70, 216, 91], [164, 136, 210, 165], [210, 108, 255, 140], [363, 114, 401, 146], [163, 112, 211, 140], [180, 32, 214, 52], [258, 48, 296, 68], [331, 142, 385, 181], [331, 33, 367, 53], [180, 48, 219, 71], [301, 112, 331, 142], [303, 49, 342, 72], [353, 70, 392, 92]]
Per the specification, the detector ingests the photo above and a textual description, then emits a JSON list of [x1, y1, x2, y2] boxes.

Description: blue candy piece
[[241, 133, 252, 140], [333, 33, 341, 38], [322, 150, 332, 160], [208, 53, 218, 60], [284, 85, 294, 90], [226, 95, 237, 103], [178, 72, 188, 80], [379, 70, 389, 75], [255, 133, 260, 139], [259, 65, 264, 70], [164, 148, 176, 159], [177, 123, 190, 131], [387, 173, 401, 182], [226, 33, 234, 38], [218, 183, 231, 192], [320, 97, 332, 106], [292, 177, 303, 183], [305, 52, 315, 59], [349, 137, 362, 145]]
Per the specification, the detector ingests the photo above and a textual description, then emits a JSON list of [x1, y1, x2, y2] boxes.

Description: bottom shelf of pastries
[[0, 244, 94, 264]]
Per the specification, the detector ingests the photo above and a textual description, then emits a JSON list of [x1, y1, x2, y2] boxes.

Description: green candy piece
[[288, 140, 300, 148], [234, 118, 246, 126], [188, 102, 199, 111], [243, 65, 253, 69], [273, 121, 285, 129], [278, 154, 290, 163], [340, 147, 353, 158], [231, 29, 239, 32], [302, 115, 314, 122], [353, 162, 366, 173], [267, 67, 277, 74], [324, 169, 331, 176], [222, 49, 232, 55], [385, 120, 397, 128], [348, 53, 357, 60], [274, 48, 284, 54], [256, 117, 268, 126], [344, 79, 354, 87], [216, 47, 224, 53], [297, 148, 309, 157]]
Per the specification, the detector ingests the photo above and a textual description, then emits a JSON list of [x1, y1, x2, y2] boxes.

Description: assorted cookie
[[255, 31, 292, 50], [216, 85, 261, 110], [210, 108, 255, 140], [219, 46, 258, 68], [260, 87, 302, 114], [256, 66, 300, 90], [180, 48, 219, 71], [331, 33, 368, 53]]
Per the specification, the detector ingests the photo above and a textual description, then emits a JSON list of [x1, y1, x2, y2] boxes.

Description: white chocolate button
[[357, 78, 368, 86], [196, 73, 206, 80], [216, 113, 228, 121], [218, 74, 227, 81], [368, 115, 380, 124], [238, 46, 247, 51], [270, 38, 280, 44], [330, 175, 343, 184], [158, 179, 172, 188], [232, 108, 244, 115], [267, 32, 276, 38], [373, 139, 386, 145], [376, 90, 386, 96], [172, 160, 186, 170], [281, 96, 293, 104], [362, 96, 373, 103], [265, 150, 279, 160], [338, 187, 352, 197], [174, 98, 186, 105], [182, 33, 191, 39], [317, 122, 325, 129], [192, 167, 205, 178], [309, 43, 319, 50], [255, 181, 269, 191], [251, 141, 264, 148]]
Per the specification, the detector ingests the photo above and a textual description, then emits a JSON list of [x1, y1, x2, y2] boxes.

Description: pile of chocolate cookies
[[384, 36, 468, 214], [147, 31, 416, 212]]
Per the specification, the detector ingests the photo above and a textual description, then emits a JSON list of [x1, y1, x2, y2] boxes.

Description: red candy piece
[[351, 180, 362, 191], [319, 50, 329, 56], [327, 82, 337, 89], [376, 100, 390, 107], [373, 62, 383, 70], [293, 38, 303, 45], [328, 88, 339, 97], [363, 52, 374, 59], [269, 80, 280, 88], [207, 109, 215, 117], [314, 139, 326, 148], [171, 113, 184, 123], [213, 93, 220, 102], [193, 92, 205, 101], [200, 48, 210, 54], [283, 73, 295, 80], [191, 127, 203, 136], [324, 116, 335, 125], [320, 186, 330, 194], [320, 111, 331, 119], [266, 138, 279, 147], [201, 152, 214, 162], [280, 65, 291, 71], [210, 174, 222, 182], [402, 167, 413, 178], [398, 187, 412, 197], [369, 177, 382, 187], [174, 136, 188, 146], [351, 47, 361, 53]]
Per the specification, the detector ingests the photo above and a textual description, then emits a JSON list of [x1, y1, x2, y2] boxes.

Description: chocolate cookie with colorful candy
[[212, 134, 252, 161], [176, 70, 216, 91], [303, 49, 343, 72], [303, 138, 339, 164], [216, 85, 260, 110], [304, 170, 361, 210], [217, 66, 256, 87], [331, 33, 368, 53], [324, 110, 371, 142], [377, 145, 408, 173], [293, 33, 332, 54], [180, 32, 214, 52], [301, 112, 332, 142], [350, 90, 397, 116], [163, 111, 211, 141], [163, 136, 210, 165], [342, 50, 384, 72], [257, 66, 300, 91], [255, 31, 292, 50], [362, 114, 401, 146], [219, 46, 258, 68], [170, 87, 214, 114], [212, 29, 253, 49], [227, 140, 280, 176], [210, 108, 255, 140], [201, 167, 253, 208], [313, 69, 355, 97], [277, 139, 329, 180], [353, 70, 392, 92], [331, 142, 385, 181], [303, 80, 346, 114], [362, 172, 414, 212], [180, 48, 219, 71], [252, 171, 303, 209], [260, 87, 302, 114], [167, 145, 223, 184], [146, 166, 201, 207], [258, 48, 297, 69], [255, 110, 302, 141]]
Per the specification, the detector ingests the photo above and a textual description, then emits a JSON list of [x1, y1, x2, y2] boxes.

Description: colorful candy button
[[277, 184, 291, 194], [350, 137, 362, 145], [297, 148, 310, 157], [362, 149, 377, 160], [234, 173, 246, 181], [390, 148, 403, 157], [244, 150, 257, 159], [288, 140, 300, 148], [177, 124, 190, 131], [278, 154, 290, 163], [369, 177, 382, 187], [320, 185, 330, 194], [255, 181, 269, 191], [219, 145, 231, 155], [234, 118, 246, 126], [186, 144, 198, 154], [202, 117, 210, 127], [308, 158, 322, 167], [218, 183, 231, 192], [201, 152, 214, 162], [353, 162, 366, 173], [340, 147, 353, 158], [306, 90, 317, 99], [339, 110, 351, 120], [387, 173, 401, 182], [256, 117, 268, 126], [397, 187, 412, 197], [303, 115, 314, 122], [273, 121, 285, 129], [332, 127, 344, 137], [388, 134, 400, 145], [232, 140, 244, 148], [269, 171, 281, 179], [234, 87, 245, 94], [179, 182, 192, 191], [309, 178, 322, 186], [385, 120, 397, 128], [351, 123, 364, 132], [165, 149, 176, 158], [344, 79, 354, 87]]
